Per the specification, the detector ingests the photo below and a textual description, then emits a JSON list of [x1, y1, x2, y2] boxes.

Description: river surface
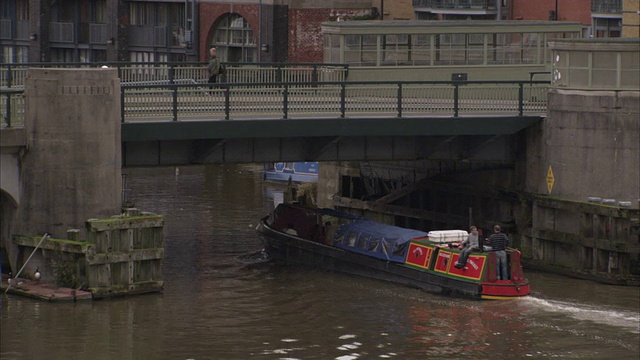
[[1, 165, 639, 360]]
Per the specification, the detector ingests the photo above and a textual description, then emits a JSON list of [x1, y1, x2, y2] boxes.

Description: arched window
[[211, 13, 256, 63]]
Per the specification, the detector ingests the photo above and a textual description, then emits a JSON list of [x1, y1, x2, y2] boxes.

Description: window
[[52, 0, 75, 22], [91, 0, 106, 23], [411, 34, 431, 65], [434, 33, 467, 65], [347, 233, 357, 247], [392, 242, 409, 258], [130, 2, 154, 26], [357, 235, 370, 249], [211, 13, 256, 63], [368, 237, 380, 251], [16, 0, 29, 20], [382, 34, 410, 65], [345, 34, 377, 66], [1, 46, 28, 64]]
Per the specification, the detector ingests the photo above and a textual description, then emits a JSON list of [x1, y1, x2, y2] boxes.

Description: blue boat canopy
[[333, 219, 428, 263]]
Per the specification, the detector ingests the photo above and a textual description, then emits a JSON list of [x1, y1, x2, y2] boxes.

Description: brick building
[[1, 0, 637, 65], [198, 0, 377, 63]]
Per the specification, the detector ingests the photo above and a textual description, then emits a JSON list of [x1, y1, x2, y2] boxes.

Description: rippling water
[[2, 165, 639, 360]]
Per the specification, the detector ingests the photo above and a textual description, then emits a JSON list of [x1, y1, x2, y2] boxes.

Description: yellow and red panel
[[405, 242, 435, 269], [434, 250, 487, 281]]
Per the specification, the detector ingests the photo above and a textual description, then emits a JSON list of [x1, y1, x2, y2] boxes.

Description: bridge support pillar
[[6, 68, 122, 274]]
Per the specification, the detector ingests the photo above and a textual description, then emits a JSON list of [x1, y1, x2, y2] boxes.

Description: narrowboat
[[263, 162, 318, 183], [256, 203, 530, 300]]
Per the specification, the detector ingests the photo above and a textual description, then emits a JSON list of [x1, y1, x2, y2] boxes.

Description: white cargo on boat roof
[[427, 230, 469, 243]]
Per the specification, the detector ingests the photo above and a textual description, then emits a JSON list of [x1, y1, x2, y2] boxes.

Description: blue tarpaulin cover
[[333, 219, 428, 263]]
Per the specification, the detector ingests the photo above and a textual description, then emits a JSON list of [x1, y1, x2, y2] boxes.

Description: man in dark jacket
[[207, 47, 220, 93], [488, 224, 509, 280]]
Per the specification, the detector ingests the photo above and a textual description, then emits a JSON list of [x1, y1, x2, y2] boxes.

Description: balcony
[[413, 0, 496, 10], [591, 0, 622, 14]]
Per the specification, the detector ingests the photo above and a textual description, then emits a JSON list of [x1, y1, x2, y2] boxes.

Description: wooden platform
[[1, 274, 92, 302]]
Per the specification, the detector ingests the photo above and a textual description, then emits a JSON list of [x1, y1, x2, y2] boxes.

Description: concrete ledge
[[0, 128, 27, 150]]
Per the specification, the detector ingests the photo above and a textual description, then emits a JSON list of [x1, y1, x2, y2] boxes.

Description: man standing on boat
[[455, 226, 480, 268], [487, 225, 509, 280]]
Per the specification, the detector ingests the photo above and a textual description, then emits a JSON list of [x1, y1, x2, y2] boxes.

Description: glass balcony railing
[[591, 0, 622, 13], [413, 0, 496, 10]]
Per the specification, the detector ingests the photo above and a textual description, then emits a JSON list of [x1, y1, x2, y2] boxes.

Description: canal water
[[1, 165, 638, 360]]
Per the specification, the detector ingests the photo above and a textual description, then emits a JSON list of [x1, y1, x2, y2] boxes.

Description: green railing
[[2, 79, 548, 127], [122, 79, 548, 122], [0, 62, 349, 89]]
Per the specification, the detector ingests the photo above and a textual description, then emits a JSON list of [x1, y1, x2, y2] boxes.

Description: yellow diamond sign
[[546, 165, 555, 194]]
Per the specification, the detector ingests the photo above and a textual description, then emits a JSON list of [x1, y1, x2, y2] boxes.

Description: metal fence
[[2, 79, 548, 127], [1, 62, 349, 89], [120, 80, 549, 122]]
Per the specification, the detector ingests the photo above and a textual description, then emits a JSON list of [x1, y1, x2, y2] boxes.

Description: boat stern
[[480, 280, 530, 300]]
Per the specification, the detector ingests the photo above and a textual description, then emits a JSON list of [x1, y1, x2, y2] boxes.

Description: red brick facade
[[287, 9, 329, 63], [511, 0, 592, 25], [198, 3, 259, 62], [198, 2, 374, 63]]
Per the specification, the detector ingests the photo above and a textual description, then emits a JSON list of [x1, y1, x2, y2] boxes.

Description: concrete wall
[[524, 89, 640, 206], [15, 68, 122, 240]]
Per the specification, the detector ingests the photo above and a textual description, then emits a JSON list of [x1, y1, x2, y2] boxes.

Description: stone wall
[[524, 89, 639, 206]]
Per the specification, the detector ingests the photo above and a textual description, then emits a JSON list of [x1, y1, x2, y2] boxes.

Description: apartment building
[[1, 1, 636, 65]]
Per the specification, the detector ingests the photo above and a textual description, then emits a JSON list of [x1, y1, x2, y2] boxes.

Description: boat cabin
[[333, 219, 429, 263]]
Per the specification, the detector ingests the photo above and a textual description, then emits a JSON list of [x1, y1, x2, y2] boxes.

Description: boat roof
[[334, 219, 428, 263], [337, 220, 428, 243]]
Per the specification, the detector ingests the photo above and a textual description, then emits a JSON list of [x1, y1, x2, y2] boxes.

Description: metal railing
[[1, 62, 349, 89], [2, 79, 548, 127], [120, 80, 548, 122]]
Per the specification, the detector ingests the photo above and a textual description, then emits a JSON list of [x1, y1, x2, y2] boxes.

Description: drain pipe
[[4, 233, 49, 295]]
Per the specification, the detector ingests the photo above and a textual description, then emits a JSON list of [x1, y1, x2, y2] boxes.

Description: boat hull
[[257, 219, 485, 299], [256, 203, 530, 300]]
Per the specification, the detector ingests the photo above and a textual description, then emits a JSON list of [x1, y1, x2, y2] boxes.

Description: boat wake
[[238, 249, 270, 263], [236, 249, 273, 272], [523, 296, 640, 333]]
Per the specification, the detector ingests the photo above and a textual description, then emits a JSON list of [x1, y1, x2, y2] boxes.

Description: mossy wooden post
[[85, 209, 164, 298]]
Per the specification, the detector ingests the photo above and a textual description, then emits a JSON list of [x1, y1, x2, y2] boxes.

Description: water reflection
[[1, 165, 639, 360]]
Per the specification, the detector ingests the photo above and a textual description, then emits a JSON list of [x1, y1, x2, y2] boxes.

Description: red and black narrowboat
[[256, 203, 530, 300]]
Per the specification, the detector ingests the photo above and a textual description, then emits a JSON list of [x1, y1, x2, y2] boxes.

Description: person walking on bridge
[[207, 47, 221, 93], [488, 225, 509, 280]]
